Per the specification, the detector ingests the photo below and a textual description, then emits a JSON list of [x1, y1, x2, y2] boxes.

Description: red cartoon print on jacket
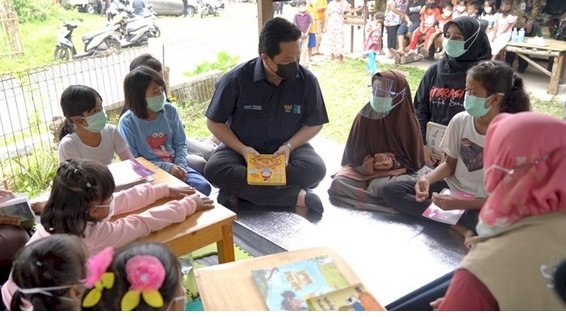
[[146, 132, 173, 162]]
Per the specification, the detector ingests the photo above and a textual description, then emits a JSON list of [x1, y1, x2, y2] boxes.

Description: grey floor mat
[[217, 137, 468, 306]]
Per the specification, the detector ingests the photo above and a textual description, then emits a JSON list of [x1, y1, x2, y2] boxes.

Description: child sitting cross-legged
[[1, 158, 213, 310], [82, 242, 186, 311]]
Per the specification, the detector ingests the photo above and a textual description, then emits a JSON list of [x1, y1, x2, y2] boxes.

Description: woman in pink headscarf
[[436, 112, 566, 310]]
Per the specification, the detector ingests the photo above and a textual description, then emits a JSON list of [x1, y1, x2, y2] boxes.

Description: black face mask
[[275, 61, 298, 80]]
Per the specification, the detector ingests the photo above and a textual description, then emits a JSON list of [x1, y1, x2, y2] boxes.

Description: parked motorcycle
[[53, 22, 121, 61], [112, 6, 160, 48], [200, 0, 223, 18]]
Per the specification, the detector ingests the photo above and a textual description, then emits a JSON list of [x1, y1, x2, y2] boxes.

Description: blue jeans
[[184, 166, 212, 196]]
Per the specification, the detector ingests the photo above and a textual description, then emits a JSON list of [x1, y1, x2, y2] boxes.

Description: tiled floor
[[211, 137, 468, 306]]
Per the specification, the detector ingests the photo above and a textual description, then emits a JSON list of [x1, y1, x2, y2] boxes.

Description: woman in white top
[[58, 85, 133, 165]]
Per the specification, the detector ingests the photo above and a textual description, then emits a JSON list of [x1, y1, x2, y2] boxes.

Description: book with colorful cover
[[247, 154, 286, 186], [107, 158, 155, 192], [306, 283, 384, 311], [422, 188, 475, 225], [0, 194, 35, 229], [251, 256, 349, 311]]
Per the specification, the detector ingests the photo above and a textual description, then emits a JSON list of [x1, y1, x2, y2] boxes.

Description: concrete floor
[[210, 137, 468, 306]]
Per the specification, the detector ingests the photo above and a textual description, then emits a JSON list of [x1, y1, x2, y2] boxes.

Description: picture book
[[107, 158, 155, 192], [426, 121, 447, 153], [306, 283, 384, 311], [0, 194, 35, 229], [251, 256, 349, 311], [422, 188, 475, 225], [247, 154, 286, 186]]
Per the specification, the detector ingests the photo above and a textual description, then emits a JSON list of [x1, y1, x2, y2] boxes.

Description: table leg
[[549, 54, 564, 95], [217, 223, 235, 263]]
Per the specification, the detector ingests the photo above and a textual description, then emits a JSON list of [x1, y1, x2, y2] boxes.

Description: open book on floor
[[107, 158, 155, 192], [422, 188, 474, 225], [251, 255, 379, 311], [0, 194, 35, 229]]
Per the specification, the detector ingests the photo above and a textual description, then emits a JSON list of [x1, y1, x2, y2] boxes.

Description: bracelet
[[284, 142, 293, 152]]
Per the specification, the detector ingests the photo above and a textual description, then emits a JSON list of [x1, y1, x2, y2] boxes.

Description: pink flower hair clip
[[120, 255, 166, 311], [82, 247, 115, 308]]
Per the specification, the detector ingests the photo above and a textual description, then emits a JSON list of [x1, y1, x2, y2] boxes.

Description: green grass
[[0, 6, 106, 73]]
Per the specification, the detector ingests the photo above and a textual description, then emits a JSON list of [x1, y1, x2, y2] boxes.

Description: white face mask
[[165, 295, 187, 311], [484, 7, 492, 13], [92, 197, 115, 222]]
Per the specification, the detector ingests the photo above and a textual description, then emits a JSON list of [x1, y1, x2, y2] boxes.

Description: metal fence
[[0, 45, 220, 193]]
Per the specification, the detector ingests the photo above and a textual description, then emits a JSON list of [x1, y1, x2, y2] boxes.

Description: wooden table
[[113, 157, 237, 263], [194, 246, 366, 310], [505, 38, 566, 95]]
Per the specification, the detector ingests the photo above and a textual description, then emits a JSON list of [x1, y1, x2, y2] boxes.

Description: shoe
[[305, 190, 324, 214]]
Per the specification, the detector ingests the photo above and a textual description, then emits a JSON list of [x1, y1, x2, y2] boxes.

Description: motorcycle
[[53, 22, 121, 61], [200, 0, 223, 18], [112, 6, 160, 48]]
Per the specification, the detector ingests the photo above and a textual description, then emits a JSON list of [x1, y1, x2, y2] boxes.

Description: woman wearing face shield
[[436, 112, 566, 310], [328, 71, 426, 211], [413, 16, 491, 168]]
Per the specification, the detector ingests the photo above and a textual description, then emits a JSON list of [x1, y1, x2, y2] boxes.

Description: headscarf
[[341, 71, 424, 173], [438, 16, 491, 75], [478, 112, 566, 235]]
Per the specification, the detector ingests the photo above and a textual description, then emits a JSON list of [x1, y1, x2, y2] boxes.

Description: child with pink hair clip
[[82, 242, 186, 311], [2, 158, 213, 310]]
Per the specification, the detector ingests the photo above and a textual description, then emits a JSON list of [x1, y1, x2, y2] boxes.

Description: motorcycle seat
[[82, 30, 108, 42]]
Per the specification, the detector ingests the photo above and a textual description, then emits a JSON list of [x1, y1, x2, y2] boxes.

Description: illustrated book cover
[[422, 188, 474, 225], [107, 158, 155, 191], [251, 256, 349, 311], [0, 194, 35, 229], [247, 154, 286, 186], [306, 283, 384, 311]]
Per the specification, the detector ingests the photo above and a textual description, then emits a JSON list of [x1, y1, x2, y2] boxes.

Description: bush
[[10, 151, 58, 198], [12, 0, 57, 23], [184, 51, 239, 76]]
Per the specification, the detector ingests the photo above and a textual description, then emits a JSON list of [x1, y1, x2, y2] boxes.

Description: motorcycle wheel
[[53, 46, 72, 61], [151, 26, 161, 38]]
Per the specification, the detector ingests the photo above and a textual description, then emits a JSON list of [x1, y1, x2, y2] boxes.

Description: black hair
[[10, 234, 87, 311], [258, 17, 302, 58], [297, 0, 306, 6], [122, 55, 165, 116], [123, 66, 167, 120], [84, 242, 182, 311], [41, 159, 115, 237], [129, 54, 163, 72], [467, 60, 531, 113], [444, 2, 453, 9], [59, 85, 103, 141], [374, 12, 385, 20], [555, 260, 566, 303], [483, 0, 494, 7]]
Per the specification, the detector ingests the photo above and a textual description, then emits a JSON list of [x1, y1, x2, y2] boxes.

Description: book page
[[422, 188, 473, 225], [0, 194, 35, 228], [107, 159, 155, 191], [426, 122, 447, 153], [306, 283, 384, 311], [247, 154, 286, 186]]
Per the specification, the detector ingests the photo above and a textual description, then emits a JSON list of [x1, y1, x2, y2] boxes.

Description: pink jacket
[[2, 183, 198, 310]]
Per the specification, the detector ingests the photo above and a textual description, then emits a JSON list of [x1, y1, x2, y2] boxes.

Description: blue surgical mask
[[147, 93, 166, 112], [370, 96, 393, 113], [464, 93, 492, 117], [83, 110, 107, 133], [443, 25, 480, 58]]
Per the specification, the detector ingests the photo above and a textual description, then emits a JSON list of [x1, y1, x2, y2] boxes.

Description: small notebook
[[426, 121, 447, 153], [247, 154, 286, 186], [422, 188, 474, 225], [107, 159, 155, 192]]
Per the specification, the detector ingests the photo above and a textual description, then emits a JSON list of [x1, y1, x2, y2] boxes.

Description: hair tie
[[74, 168, 79, 174], [86, 182, 92, 189], [35, 261, 43, 268], [82, 247, 115, 308], [121, 255, 166, 311]]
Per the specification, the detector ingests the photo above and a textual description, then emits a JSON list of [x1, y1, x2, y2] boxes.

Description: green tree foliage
[[12, 0, 57, 23]]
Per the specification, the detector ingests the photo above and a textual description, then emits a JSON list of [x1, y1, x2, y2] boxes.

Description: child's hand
[[430, 297, 444, 310], [0, 215, 21, 226], [168, 186, 196, 199], [415, 176, 430, 202], [187, 194, 214, 212], [170, 165, 187, 181], [432, 193, 460, 210]]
